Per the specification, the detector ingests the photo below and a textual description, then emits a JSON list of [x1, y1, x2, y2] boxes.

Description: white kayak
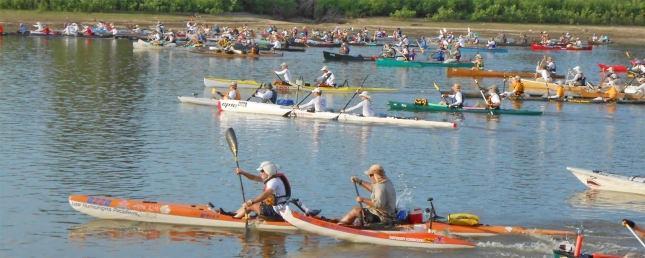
[[279, 205, 475, 249], [177, 97, 456, 128], [567, 167, 645, 195], [133, 39, 178, 49]]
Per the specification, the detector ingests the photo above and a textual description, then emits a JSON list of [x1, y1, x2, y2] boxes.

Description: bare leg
[[338, 206, 362, 225], [233, 203, 262, 218]]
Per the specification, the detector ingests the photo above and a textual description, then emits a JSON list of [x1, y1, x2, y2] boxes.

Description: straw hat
[[320, 66, 329, 71], [359, 91, 371, 99], [489, 85, 498, 93], [476, 54, 482, 59], [515, 75, 521, 80], [230, 81, 237, 88], [364, 164, 385, 176]]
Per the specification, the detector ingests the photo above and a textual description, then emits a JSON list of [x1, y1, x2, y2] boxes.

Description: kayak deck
[[388, 101, 544, 115], [203, 78, 399, 92]]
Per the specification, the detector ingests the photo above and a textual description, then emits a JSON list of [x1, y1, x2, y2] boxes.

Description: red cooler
[[409, 207, 423, 224]]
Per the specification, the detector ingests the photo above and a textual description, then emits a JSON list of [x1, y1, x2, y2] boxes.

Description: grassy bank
[[2, 10, 644, 44]]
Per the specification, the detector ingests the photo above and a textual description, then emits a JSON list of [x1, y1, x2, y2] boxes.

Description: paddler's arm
[[623, 219, 645, 238], [244, 188, 275, 208], [236, 168, 263, 183]]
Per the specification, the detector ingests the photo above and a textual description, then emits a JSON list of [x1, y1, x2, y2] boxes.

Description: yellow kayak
[[203, 77, 399, 92]]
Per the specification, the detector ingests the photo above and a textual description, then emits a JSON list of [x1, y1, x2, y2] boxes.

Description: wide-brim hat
[[364, 164, 385, 176], [256, 161, 281, 177], [320, 66, 328, 71], [515, 75, 521, 80], [476, 54, 482, 58], [489, 85, 498, 92], [452, 84, 461, 90], [359, 91, 371, 98], [312, 88, 322, 93]]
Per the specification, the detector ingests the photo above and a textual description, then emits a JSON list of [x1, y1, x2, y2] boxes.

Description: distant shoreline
[[2, 10, 644, 45]]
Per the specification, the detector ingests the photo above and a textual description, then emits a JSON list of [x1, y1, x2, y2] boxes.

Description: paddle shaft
[[625, 224, 645, 248], [474, 79, 494, 115], [354, 181, 366, 228], [416, 39, 425, 53], [393, 47, 409, 61], [224, 128, 250, 240], [246, 84, 264, 101], [282, 73, 330, 117], [502, 71, 507, 93], [333, 75, 369, 120]]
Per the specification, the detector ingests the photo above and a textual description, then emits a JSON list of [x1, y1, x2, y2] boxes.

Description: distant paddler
[[547, 80, 565, 99], [338, 42, 350, 55], [314, 66, 335, 87], [471, 54, 484, 70], [417, 36, 428, 52], [341, 91, 374, 117], [253, 84, 278, 104], [501, 76, 525, 98], [272, 62, 292, 86], [441, 84, 465, 108], [566, 66, 586, 86], [296, 88, 327, 112], [486, 85, 502, 109], [631, 59, 645, 77], [445, 45, 461, 63], [217, 81, 242, 100]]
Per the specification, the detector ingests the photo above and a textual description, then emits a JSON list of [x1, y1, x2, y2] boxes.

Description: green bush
[[389, 7, 416, 20]]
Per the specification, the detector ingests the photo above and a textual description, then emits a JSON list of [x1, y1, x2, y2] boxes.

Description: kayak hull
[[202, 78, 399, 92], [376, 58, 475, 68], [69, 196, 296, 231], [458, 47, 508, 53], [597, 63, 627, 72], [531, 44, 592, 51], [567, 167, 645, 195], [388, 101, 543, 115], [279, 205, 475, 249], [446, 67, 564, 79], [322, 51, 376, 61]]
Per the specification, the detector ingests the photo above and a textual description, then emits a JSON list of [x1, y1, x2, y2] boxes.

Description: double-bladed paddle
[[225, 128, 250, 240], [332, 75, 369, 120], [246, 84, 264, 101], [474, 78, 494, 115], [282, 73, 330, 117], [433, 83, 450, 106]]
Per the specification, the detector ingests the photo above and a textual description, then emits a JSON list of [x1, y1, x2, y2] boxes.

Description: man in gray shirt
[[338, 164, 397, 225]]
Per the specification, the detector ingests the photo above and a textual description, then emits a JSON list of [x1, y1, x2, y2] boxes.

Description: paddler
[[217, 81, 241, 100], [548, 81, 566, 99], [233, 162, 290, 220], [631, 60, 645, 76], [501, 76, 525, 97], [341, 91, 373, 117], [567, 66, 586, 86], [272, 62, 292, 86], [253, 84, 277, 104], [471, 54, 484, 70], [486, 85, 502, 109], [442, 84, 465, 108], [338, 164, 397, 226], [296, 88, 327, 112], [622, 219, 645, 238], [313, 66, 335, 87], [338, 42, 350, 55]]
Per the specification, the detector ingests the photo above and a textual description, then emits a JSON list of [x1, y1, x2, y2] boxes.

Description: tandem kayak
[[279, 205, 475, 249], [322, 51, 376, 61], [388, 101, 544, 115], [202, 78, 399, 93], [566, 167, 645, 195], [69, 195, 296, 231], [177, 97, 457, 128], [376, 58, 475, 68], [531, 44, 592, 51]]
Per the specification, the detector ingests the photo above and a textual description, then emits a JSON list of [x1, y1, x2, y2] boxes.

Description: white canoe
[[133, 39, 178, 49], [177, 97, 456, 128], [279, 205, 475, 249], [567, 167, 645, 195]]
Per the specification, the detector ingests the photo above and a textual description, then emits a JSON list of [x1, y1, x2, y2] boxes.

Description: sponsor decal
[[199, 213, 219, 219], [86, 197, 112, 207], [82, 203, 113, 212], [72, 202, 81, 207], [238, 101, 248, 107], [131, 204, 160, 213], [221, 103, 237, 108], [160, 205, 171, 214], [388, 236, 427, 243]]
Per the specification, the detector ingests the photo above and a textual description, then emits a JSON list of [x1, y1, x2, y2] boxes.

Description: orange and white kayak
[[69, 195, 295, 231], [279, 205, 475, 249], [69, 195, 573, 237]]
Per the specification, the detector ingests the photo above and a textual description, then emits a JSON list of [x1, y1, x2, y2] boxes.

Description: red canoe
[[597, 63, 628, 72], [531, 44, 592, 51]]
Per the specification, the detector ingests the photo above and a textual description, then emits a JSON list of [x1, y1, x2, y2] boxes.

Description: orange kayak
[[70, 195, 573, 237]]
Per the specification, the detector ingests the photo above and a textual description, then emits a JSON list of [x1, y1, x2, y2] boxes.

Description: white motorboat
[[567, 167, 645, 195]]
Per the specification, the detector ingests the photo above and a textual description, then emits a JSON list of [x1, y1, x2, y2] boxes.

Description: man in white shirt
[[314, 66, 335, 86], [341, 91, 374, 117], [632, 60, 645, 74], [233, 161, 289, 219], [297, 88, 327, 112], [442, 84, 465, 108], [253, 84, 276, 104], [487, 85, 502, 109], [536, 63, 552, 83], [635, 78, 645, 96], [273, 63, 292, 85]]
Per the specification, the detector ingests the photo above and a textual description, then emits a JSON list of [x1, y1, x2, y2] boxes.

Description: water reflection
[[566, 189, 645, 214]]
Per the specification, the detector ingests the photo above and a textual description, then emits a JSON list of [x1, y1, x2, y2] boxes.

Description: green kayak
[[376, 58, 475, 68], [388, 101, 543, 115]]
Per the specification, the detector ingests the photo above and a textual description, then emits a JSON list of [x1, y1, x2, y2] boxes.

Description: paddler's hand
[[356, 196, 363, 203], [623, 219, 635, 228], [441, 94, 447, 98], [350, 176, 360, 183], [340, 109, 345, 113], [236, 167, 243, 175]]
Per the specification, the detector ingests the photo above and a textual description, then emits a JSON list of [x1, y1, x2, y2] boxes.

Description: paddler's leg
[[233, 202, 261, 219], [338, 206, 362, 225]]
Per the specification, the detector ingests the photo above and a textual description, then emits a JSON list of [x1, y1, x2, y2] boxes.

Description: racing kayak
[[597, 63, 627, 72], [388, 101, 543, 115], [177, 97, 457, 128], [446, 67, 565, 79], [203, 78, 399, 92], [69, 195, 296, 231], [567, 167, 645, 195], [279, 205, 475, 249]]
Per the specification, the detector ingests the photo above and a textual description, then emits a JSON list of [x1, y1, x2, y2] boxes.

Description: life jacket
[[577, 73, 586, 85], [226, 90, 241, 100], [514, 82, 525, 95], [270, 89, 278, 104], [262, 173, 291, 206], [453, 92, 465, 107]]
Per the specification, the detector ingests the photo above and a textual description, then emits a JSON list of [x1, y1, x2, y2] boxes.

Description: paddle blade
[[433, 83, 440, 91], [626, 52, 631, 59], [225, 127, 239, 157]]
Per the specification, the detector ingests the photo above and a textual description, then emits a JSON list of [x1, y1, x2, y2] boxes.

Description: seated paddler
[[338, 164, 397, 226], [441, 84, 465, 108], [233, 161, 290, 221]]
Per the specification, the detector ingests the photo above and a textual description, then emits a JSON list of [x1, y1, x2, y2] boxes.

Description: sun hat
[[607, 67, 615, 72], [636, 60, 643, 64], [556, 80, 564, 86], [320, 66, 328, 71], [639, 77, 645, 82], [312, 88, 322, 93], [256, 161, 281, 177], [364, 164, 385, 176], [452, 84, 461, 90], [281, 62, 287, 67], [359, 91, 371, 98], [230, 81, 237, 87], [515, 75, 521, 80], [489, 85, 498, 93], [573, 66, 581, 71]]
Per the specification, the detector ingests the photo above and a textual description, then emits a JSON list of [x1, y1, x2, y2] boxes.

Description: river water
[[0, 35, 644, 257]]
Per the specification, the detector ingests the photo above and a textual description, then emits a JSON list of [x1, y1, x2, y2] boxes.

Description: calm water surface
[[0, 35, 644, 257]]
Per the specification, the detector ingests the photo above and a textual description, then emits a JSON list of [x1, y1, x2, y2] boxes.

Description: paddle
[[502, 71, 507, 95], [246, 84, 264, 101], [433, 83, 450, 106], [474, 78, 494, 115], [416, 39, 425, 53], [393, 47, 409, 61], [354, 181, 366, 228], [333, 74, 369, 120], [281, 74, 329, 117], [623, 220, 645, 248], [225, 127, 250, 240]]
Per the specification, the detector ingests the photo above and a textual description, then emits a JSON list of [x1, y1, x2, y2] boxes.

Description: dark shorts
[[260, 202, 279, 217], [363, 208, 382, 223]]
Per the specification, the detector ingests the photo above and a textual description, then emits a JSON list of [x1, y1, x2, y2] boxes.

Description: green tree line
[[1, 0, 643, 25]]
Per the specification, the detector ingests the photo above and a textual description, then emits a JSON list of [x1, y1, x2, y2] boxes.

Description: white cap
[[256, 161, 281, 177], [320, 66, 328, 71], [556, 80, 564, 86], [573, 66, 580, 71], [610, 74, 617, 79], [312, 88, 322, 93], [607, 67, 614, 72], [359, 91, 371, 99], [281, 62, 287, 67]]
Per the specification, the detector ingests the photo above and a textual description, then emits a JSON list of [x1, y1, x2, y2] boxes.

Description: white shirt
[[447, 92, 464, 106], [632, 65, 645, 73], [536, 66, 551, 80], [265, 177, 287, 209], [254, 89, 274, 102], [227, 91, 237, 99], [401, 38, 409, 45], [273, 40, 282, 49], [636, 83, 645, 92], [345, 99, 374, 117], [546, 61, 556, 73], [316, 72, 335, 85], [489, 93, 501, 104], [299, 95, 327, 112], [487, 40, 496, 48], [275, 69, 292, 82], [458, 38, 465, 48]]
